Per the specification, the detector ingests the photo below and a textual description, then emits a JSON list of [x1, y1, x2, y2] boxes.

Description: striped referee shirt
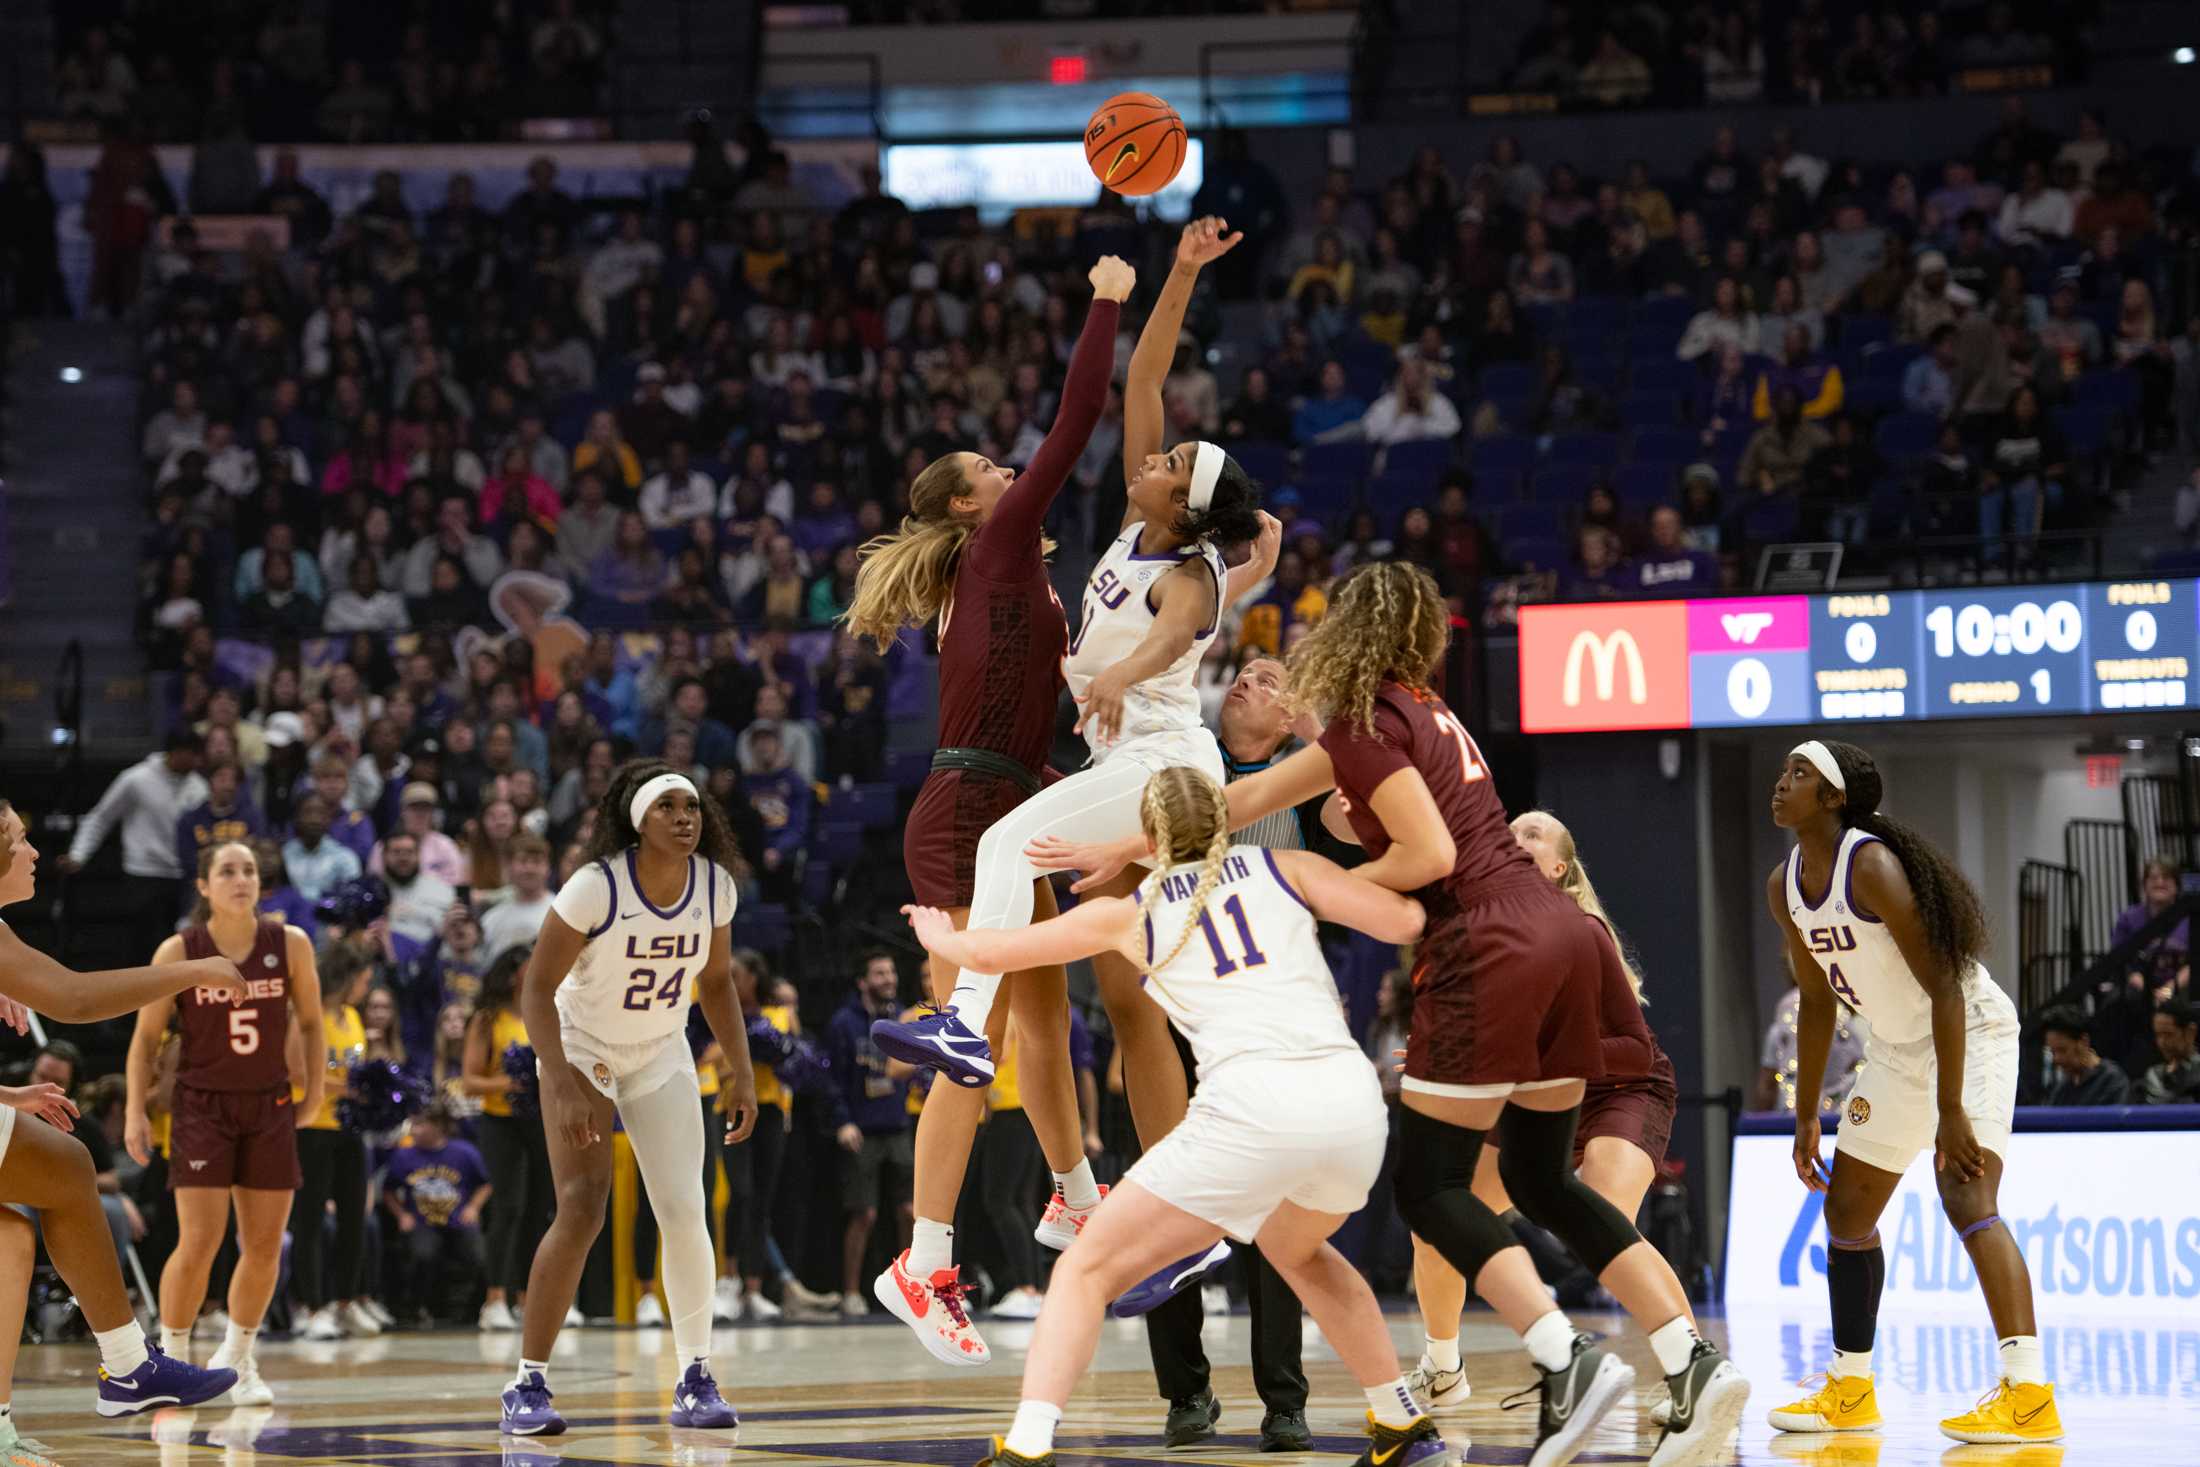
[[1222, 745, 1304, 851]]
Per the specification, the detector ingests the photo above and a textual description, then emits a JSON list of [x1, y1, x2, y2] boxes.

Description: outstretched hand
[[1024, 834, 1144, 893], [1176, 216, 1243, 269], [1089, 254, 1136, 302], [2, 1083, 77, 1133]]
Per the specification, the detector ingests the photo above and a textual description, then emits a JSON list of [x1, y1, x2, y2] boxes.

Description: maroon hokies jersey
[[1320, 680, 1551, 919], [178, 920, 294, 1092]]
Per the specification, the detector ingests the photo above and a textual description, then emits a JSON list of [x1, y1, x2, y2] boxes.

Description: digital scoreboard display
[[1517, 579, 2196, 733]]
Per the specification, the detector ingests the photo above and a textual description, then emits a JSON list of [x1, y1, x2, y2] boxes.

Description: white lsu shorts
[[1127, 1052, 1387, 1243], [1834, 976, 2020, 1175], [553, 1026, 694, 1106]]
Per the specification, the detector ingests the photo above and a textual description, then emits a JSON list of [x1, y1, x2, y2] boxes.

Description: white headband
[[1791, 741, 1846, 793], [1188, 440, 1226, 513], [630, 772, 698, 832]]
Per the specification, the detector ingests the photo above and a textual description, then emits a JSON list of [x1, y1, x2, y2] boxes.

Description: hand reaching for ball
[[1089, 255, 1136, 302], [1177, 216, 1243, 269]]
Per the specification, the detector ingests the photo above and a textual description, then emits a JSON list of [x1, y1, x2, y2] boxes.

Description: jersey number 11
[[1195, 894, 1269, 977]]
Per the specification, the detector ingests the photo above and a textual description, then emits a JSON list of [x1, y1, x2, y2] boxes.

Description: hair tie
[[629, 772, 698, 832], [1188, 440, 1226, 513], [1791, 740, 1846, 793]]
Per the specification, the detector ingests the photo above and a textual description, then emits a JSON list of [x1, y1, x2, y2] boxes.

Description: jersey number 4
[[1431, 704, 1490, 784], [622, 966, 688, 1011], [1826, 962, 1860, 1006], [1194, 894, 1269, 977]]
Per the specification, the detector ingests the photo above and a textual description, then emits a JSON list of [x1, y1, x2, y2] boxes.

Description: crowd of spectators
[[1505, 1, 2095, 110]]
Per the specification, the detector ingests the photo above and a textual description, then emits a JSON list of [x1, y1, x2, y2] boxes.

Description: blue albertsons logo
[[1778, 1191, 2200, 1299]]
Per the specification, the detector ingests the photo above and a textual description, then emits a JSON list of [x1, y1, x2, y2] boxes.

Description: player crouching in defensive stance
[[904, 767, 1444, 1467], [1769, 739, 2058, 1445]]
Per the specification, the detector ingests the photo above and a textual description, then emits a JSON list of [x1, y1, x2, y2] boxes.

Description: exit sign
[[1049, 54, 1087, 85], [2086, 754, 2122, 788]]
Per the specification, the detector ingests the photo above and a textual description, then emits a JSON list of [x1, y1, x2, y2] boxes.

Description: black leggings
[[291, 1128, 368, 1309], [478, 1112, 555, 1294], [633, 1087, 724, 1281], [726, 1104, 788, 1282], [975, 1106, 1046, 1294]]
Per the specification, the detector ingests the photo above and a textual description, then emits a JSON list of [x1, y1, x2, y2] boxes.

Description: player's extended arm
[[1273, 848, 1425, 944], [122, 954, 182, 1165], [693, 921, 759, 1143], [969, 264, 1127, 575], [1770, 868, 1840, 1118], [1354, 767, 1458, 894], [905, 897, 1138, 977], [0, 923, 243, 1023], [287, 927, 327, 1128], [1850, 841, 1980, 1178], [1222, 511, 1282, 606], [1123, 219, 1241, 508]]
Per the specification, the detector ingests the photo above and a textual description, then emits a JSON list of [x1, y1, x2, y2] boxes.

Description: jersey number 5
[[228, 1008, 259, 1055], [1431, 705, 1490, 784], [623, 966, 687, 1011]]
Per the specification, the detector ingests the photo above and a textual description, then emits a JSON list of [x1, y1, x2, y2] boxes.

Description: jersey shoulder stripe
[[1260, 847, 1311, 913]]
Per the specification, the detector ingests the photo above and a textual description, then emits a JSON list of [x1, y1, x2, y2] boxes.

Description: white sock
[[910, 1217, 955, 1276], [94, 1323, 150, 1378], [946, 969, 1004, 1038], [222, 1321, 258, 1362], [159, 1326, 191, 1359], [1521, 1310, 1577, 1373], [1648, 1316, 1703, 1377], [1365, 1378, 1420, 1425], [1053, 1160, 1101, 1211], [514, 1358, 550, 1389], [1999, 1334, 2045, 1386], [1425, 1335, 1461, 1373], [1830, 1348, 1875, 1381], [1003, 1399, 1062, 1458]]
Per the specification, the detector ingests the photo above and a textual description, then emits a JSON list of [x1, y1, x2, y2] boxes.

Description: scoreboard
[[1517, 579, 2195, 733]]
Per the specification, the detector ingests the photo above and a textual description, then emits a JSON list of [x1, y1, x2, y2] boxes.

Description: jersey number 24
[[623, 967, 687, 1011]]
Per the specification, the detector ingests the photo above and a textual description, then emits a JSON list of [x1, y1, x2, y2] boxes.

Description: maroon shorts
[[1403, 882, 1607, 1093], [1578, 1072, 1679, 1166], [168, 1082, 302, 1191], [903, 765, 1053, 908]]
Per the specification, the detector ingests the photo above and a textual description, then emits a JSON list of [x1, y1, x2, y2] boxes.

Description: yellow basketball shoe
[[1939, 1379, 2062, 1444], [1767, 1373, 1883, 1433]]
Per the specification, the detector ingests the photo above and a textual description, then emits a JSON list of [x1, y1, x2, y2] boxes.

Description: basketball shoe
[[1939, 1379, 2061, 1444], [874, 1251, 989, 1366], [1650, 1339, 1750, 1467], [868, 1008, 993, 1086], [1405, 1352, 1471, 1408], [1033, 1186, 1107, 1250], [1347, 1411, 1451, 1467], [1501, 1333, 1633, 1467], [1767, 1373, 1883, 1433]]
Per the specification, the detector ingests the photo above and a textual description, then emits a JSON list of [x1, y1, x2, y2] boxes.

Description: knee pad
[[1497, 1105, 1639, 1275], [1393, 1109, 1517, 1285]]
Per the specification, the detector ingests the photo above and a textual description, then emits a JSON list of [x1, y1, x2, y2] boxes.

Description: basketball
[[1084, 92, 1186, 197]]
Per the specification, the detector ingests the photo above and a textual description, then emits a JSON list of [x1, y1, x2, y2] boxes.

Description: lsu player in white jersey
[[497, 760, 760, 1439], [1769, 739, 2058, 1447], [901, 766, 1448, 1467]]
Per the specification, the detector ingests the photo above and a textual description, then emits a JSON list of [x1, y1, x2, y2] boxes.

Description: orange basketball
[[1084, 92, 1187, 197]]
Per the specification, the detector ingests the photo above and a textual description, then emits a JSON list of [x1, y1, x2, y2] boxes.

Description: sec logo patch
[[1847, 1095, 1870, 1127], [593, 1063, 613, 1088]]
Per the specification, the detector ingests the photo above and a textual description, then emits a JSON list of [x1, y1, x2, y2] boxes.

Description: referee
[[1141, 656, 1319, 1452]]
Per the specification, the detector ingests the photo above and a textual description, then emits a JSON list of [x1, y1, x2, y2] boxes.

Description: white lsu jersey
[[550, 850, 736, 1044], [1063, 524, 1230, 760], [1135, 846, 1358, 1077], [1785, 827, 1980, 1046]]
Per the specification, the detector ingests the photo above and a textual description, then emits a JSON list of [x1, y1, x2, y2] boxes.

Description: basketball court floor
[[7, 1301, 2188, 1464]]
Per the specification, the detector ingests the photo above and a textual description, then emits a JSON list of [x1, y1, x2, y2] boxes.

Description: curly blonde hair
[[1134, 767, 1234, 985], [842, 453, 1054, 649], [1285, 561, 1450, 734]]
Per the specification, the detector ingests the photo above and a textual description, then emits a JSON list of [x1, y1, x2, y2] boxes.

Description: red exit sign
[[2086, 754, 2122, 788], [1049, 54, 1087, 85]]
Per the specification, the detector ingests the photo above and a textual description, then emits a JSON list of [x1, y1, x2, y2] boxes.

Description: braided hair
[[1823, 740, 1987, 982], [579, 757, 744, 873], [1286, 561, 1450, 734], [1133, 767, 1234, 985]]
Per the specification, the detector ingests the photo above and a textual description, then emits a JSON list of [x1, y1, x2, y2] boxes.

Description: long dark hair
[[579, 757, 743, 871], [1825, 740, 1987, 981], [1177, 445, 1264, 547], [467, 943, 529, 1045]]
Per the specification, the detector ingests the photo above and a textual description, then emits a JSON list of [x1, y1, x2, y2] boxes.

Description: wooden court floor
[[5, 1303, 2187, 1464]]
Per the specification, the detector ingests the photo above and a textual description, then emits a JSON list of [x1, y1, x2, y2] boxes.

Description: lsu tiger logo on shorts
[[1847, 1094, 1871, 1127], [593, 1063, 613, 1087]]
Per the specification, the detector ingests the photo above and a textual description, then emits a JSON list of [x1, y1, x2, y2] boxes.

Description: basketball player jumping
[[1768, 739, 2059, 1445], [902, 766, 1443, 1467]]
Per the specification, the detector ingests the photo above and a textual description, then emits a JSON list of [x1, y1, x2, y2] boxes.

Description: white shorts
[[553, 1027, 693, 1106], [1127, 1053, 1387, 1243], [1835, 977, 2019, 1175], [1094, 727, 1225, 784]]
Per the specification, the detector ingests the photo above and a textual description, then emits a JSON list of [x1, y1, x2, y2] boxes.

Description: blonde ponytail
[[1529, 810, 1647, 1004], [1133, 768, 1234, 990], [841, 452, 1055, 650]]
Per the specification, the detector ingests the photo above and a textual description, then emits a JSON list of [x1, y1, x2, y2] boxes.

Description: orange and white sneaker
[[873, 1251, 990, 1368], [1939, 1379, 2062, 1444], [1767, 1373, 1882, 1433], [1033, 1186, 1108, 1251]]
